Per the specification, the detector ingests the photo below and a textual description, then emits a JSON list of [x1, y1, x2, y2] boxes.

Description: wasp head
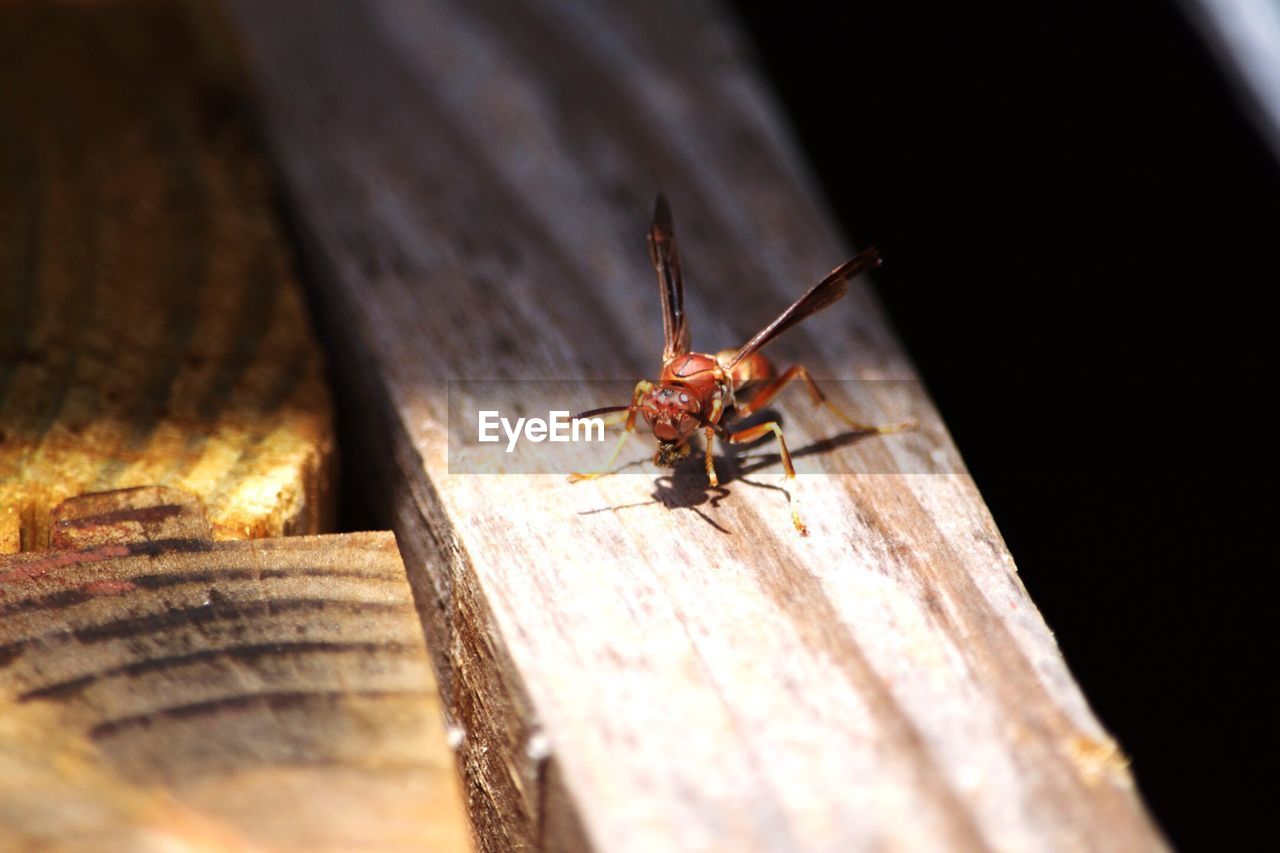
[[641, 384, 701, 466]]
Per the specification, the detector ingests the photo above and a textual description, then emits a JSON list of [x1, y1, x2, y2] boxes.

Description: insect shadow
[[577, 409, 884, 534]]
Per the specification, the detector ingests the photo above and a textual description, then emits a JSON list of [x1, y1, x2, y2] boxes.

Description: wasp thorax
[[642, 384, 699, 443]]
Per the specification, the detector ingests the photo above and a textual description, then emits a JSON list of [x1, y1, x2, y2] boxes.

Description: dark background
[[732, 1, 1277, 849]]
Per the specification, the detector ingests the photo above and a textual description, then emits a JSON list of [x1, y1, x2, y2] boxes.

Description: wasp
[[570, 195, 913, 534]]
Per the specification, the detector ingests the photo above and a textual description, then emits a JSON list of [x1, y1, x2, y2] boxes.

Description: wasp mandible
[[570, 195, 913, 534]]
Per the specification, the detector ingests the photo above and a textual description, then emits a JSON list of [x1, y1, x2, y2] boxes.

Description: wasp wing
[[648, 194, 691, 360], [725, 247, 881, 371]]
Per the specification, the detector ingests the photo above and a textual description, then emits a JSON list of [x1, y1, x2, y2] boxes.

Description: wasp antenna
[[576, 404, 634, 417]]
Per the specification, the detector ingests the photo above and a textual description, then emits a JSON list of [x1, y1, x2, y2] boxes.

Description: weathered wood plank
[[0, 486, 470, 851], [226, 1, 1166, 850], [0, 0, 333, 551]]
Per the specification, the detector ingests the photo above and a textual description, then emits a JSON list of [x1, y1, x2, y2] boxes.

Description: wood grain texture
[[0, 487, 470, 851], [0, 0, 333, 552], [225, 1, 1167, 850]]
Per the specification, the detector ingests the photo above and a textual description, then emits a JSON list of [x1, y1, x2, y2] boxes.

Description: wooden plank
[[0, 486, 470, 851], [0, 0, 333, 552], [224, 2, 1167, 850]]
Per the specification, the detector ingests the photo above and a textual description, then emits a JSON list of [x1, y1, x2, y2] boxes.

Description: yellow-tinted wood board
[[0, 0, 333, 551], [0, 486, 471, 851]]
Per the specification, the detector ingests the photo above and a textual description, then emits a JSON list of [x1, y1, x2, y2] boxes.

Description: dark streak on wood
[[19, 640, 419, 702], [124, 538, 218, 556], [55, 503, 184, 530], [0, 587, 96, 618], [0, 598, 412, 668], [88, 688, 435, 740], [1, 562, 402, 617]]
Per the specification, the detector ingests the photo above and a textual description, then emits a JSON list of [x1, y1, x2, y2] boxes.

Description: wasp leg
[[726, 420, 806, 535], [700, 391, 726, 488], [594, 409, 632, 429], [568, 380, 653, 482], [704, 426, 719, 487], [735, 365, 915, 434]]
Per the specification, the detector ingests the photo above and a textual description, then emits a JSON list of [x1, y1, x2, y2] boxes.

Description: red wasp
[[570, 195, 913, 534]]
